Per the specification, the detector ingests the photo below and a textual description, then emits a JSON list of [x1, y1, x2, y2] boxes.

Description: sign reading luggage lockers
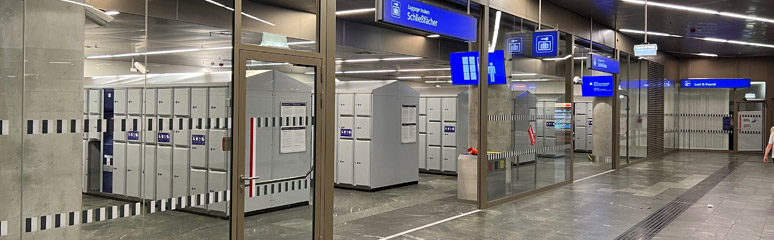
[[376, 0, 477, 42], [280, 102, 307, 153], [401, 104, 418, 143]]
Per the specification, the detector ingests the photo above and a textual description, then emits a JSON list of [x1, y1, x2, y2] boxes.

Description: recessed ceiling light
[[622, 0, 774, 24], [542, 55, 572, 61], [104, 10, 120, 16], [287, 41, 315, 46], [336, 8, 376, 15], [427, 34, 441, 38], [382, 57, 423, 61], [696, 53, 718, 57], [397, 76, 422, 79]]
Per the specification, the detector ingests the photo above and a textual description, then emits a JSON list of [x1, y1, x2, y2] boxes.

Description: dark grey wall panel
[[648, 62, 665, 157], [337, 19, 468, 60]]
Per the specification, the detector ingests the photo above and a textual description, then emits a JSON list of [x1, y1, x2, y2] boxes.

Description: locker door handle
[[174, 175, 179, 178]]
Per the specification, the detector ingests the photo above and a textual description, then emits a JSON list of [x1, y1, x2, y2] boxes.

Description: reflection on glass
[[239, 0, 318, 53]]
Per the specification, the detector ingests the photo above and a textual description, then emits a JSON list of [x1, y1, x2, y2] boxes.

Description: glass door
[[736, 100, 766, 152], [233, 50, 321, 239]]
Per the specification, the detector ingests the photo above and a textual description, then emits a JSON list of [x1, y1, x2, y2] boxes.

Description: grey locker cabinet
[[417, 88, 470, 174], [127, 89, 142, 115], [189, 169, 207, 210], [126, 143, 142, 198], [157, 88, 173, 116], [337, 139, 354, 185], [113, 143, 126, 195], [156, 146, 173, 200], [208, 170, 228, 213], [172, 147, 189, 198], [208, 129, 228, 171], [190, 88, 208, 119], [143, 145, 156, 200], [174, 88, 191, 116], [208, 87, 228, 118], [114, 89, 127, 114], [353, 140, 371, 186], [145, 89, 157, 115], [88, 89, 101, 114]]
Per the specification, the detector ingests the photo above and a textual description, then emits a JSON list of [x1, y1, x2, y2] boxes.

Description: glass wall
[[486, 9, 572, 201], [619, 53, 631, 164], [629, 58, 648, 160], [664, 75, 678, 152]]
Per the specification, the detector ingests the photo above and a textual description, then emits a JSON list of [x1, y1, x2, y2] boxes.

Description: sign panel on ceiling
[[449, 50, 507, 85], [634, 44, 658, 57], [589, 54, 620, 74], [680, 79, 751, 88], [532, 30, 559, 57], [582, 76, 614, 97], [377, 0, 477, 42]]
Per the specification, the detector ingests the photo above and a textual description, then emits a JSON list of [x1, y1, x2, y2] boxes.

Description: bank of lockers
[[191, 88, 208, 118], [418, 90, 469, 173], [172, 147, 189, 198]]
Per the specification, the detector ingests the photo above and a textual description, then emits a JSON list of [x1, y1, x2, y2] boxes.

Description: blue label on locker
[[127, 131, 140, 141], [340, 128, 353, 137], [192, 135, 206, 145], [158, 132, 171, 143], [546, 121, 555, 127], [444, 126, 456, 133], [588, 121, 593, 126]]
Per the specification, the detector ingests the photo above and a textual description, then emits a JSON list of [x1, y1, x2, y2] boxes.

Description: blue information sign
[[158, 132, 171, 143], [589, 54, 619, 74], [127, 131, 140, 141], [681, 79, 751, 88], [377, 0, 477, 42], [192, 135, 206, 146], [582, 76, 614, 97], [532, 31, 559, 57], [450, 50, 507, 85]]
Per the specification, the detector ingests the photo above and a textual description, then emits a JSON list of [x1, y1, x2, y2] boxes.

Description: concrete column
[[593, 97, 614, 160]]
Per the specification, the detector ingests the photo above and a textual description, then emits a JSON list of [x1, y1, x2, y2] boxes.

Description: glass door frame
[[619, 92, 630, 165], [733, 99, 767, 153]]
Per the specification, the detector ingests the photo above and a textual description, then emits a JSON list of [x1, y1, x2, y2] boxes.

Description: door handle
[[241, 175, 261, 182]]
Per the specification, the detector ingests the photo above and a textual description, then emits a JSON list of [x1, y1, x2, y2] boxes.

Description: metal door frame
[[620, 93, 630, 165], [733, 99, 767, 152]]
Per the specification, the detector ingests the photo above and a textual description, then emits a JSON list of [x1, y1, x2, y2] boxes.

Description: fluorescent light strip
[[573, 57, 587, 60], [287, 41, 315, 46], [104, 10, 120, 16], [246, 62, 289, 67], [425, 80, 451, 84], [344, 58, 381, 63], [427, 34, 441, 38], [342, 70, 396, 74], [86, 46, 231, 59], [489, 11, 502, 53], [398, 68, 451, 72], [619, 29, 673, 37], [397, 76, 422, 79], [696, 53, 718, 57], [205, 0, 275, 26], [336, 8, 376, 15], [511, 73, 538, 76], [542, 55, 571, 61], [382, 57, 423, 61], [620, 29, 774, 49], [622, 0, 774, 24], [424, 75, 452, 78]]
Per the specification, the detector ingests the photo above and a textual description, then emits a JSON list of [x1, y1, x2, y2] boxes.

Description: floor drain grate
[[614, 160, 741, 240]]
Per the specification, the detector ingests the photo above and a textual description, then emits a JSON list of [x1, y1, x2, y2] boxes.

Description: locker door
[[442, 123, 457, 147], [419, 97, 427, 115], [114, 116, 126, 141], [338, 94, 355, 116], [173, 118, 190, 146], [113, 143, 126, 195], [419, 116, 427, 133], [174, 88, 191, 116], [87, 116, 100, 140], [354, 94, 372, 116], [88, 89, 101, 114], [157, 89, 173, 116], [575, 103, 587, 116], [536, 119, 545, 136], [144, 145, 156, 200], [145, 89, 157, 115], [190, 169, 207, 209], [337, 139, 354, 184], [114, 89, 127, 114], [208, 129, 227, 171], [339, 117, 354, 139], [144, 117, 156, 144], [208, 88, 228, 118], [418, 134, 427, 169], [172, 147, 189, 198], [575, 127, 587, 150], [126, 143, 142, 198], [190, 88, 208, 118], [441, 98, 457, 122], [354, 117, 371, 140], [353, 141, 371, 186], [442, 147, 458, 172], [156, 146, 172, 200], [587, 135, 593, 151], [427, 98, 442, 121], [575, 115, 588, 127], [427, 146, 441, 171], [427, 122, 442, 146], [127, 89, 142, 115], [83, 89, 88, 113], [208, 170, 228, 212], [586, 103, 593, 116], [190, 130, 207, 168]]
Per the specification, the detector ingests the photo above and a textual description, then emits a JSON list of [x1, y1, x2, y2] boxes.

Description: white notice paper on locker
[[401, 124, 417, 143], [280, 126, 306, 153], [401, 105, 417, 124], [281, 102, 307, 118]]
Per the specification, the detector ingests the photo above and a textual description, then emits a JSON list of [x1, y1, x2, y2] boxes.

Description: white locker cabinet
[[575, 115, 588, 127], [208, 171, 228, 212], [337, 139, 354, 184], [339, 117, 354, 139], [126, 143, 142, 198], [354, 117, 372, 140], [586, 103, 593, 116], [88, 89, 101, 114], [190, 169, 207, 210], [353, 140, 371, 186], [418, 134, 427, 169], [575, 127, 587, 150], [427, 98, 442, 121], [209, 88, 228, 118], [127, 89, 142, 115], [144, 117, 157, 144], [442, 123, 457, 147], [441, 98, 457, 122], [174, 88, 191, 116], [144, 145, 156, 200], [536, 119, 545, 136], [419, 116, 427, 133], [114, 116, 126, 141], [157, 88, 173, 116], [190, 129, 208, 168], [114, 89, 127, 114], [587, 135, 593, 150], [172, 147, 189, 198], [113, 143, 126, 195], [190, 88, 208, 118], [156, 146, 172, 200], [208, 129, 227, 171], [419, 97, 427, 115], [427, 122, 442, 146], [87, 116, 100, 140], [427, 146, 441, 171], [174, 127, 190, 147], [354, 94, 372, 116], [442, 147, 457, 172], [145, 89, 157, 115], [338, 94, 355, 116], [576, 103, 588, 115]]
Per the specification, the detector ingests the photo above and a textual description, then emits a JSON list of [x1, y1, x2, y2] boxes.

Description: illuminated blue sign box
[[681, 79, 751, 88], [532, 31, 559, 57], [589, 54, 619, 74], [449, 50, 507, 85], [582, 76, 614, 97], [377, 0, 477, 42]]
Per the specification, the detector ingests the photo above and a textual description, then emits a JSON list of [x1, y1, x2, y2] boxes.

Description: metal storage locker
[[354, 117, 371, 140], [427, 98, 442, 121], [172, 147, 189, 198], [113, 142, 126, 195], [339, 117, 354, 139], [442, 123, 457, 147], [427, 146, 441, 171], [587, 135, 593, 150], [190, 169, 207, 209], [441, 98, 457, 122], [174, 117, 190, 146], [127, 89, 142, 115], [190, 88, 208, 118], [157, 88, 173, 116], [353, 140, 371, 186], [418, 134, 427, 169], [126, 143, 142, 198], [114, 89, 127, 114], [419, 116, 427, 133], [575, 127, 587, 150], [208, 129, 227, 171], [156, 146, 172, 200], [337, 139, 354, 184], [190, 130, 207, 168], [87, 116, 100, 140], [208, 87, 228, 118], [354, 94, 372, 116], [442, 147, 457, 172], [114, 116, 126, 141], [208, 170, 228, 212], [427, 122, 442, 146], [88, 89, 101, 114], [419, 97, 427, 115], [143, 145, 156, 200], [145, 89, 157, 115], [338, 94, 354, 116], [575, 115, 587, 127], [174, 88, 191, 116]]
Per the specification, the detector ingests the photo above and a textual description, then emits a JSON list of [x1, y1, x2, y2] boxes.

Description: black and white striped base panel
[[487, 144, 572, 160], [487, 114, 557, 122], [1, 220, 7, 237], [0, 120, 8, 135]]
